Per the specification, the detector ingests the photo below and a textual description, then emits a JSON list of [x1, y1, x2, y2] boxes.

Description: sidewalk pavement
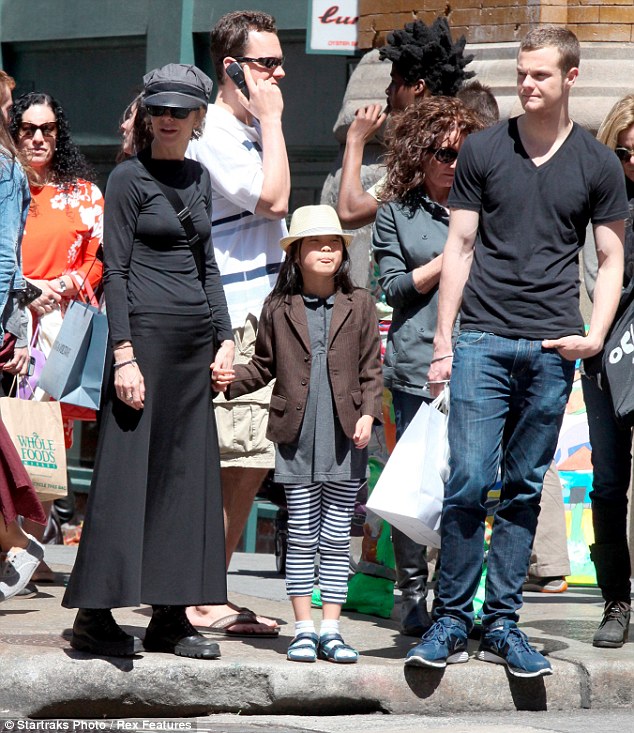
[[0, 546, 632, 719]]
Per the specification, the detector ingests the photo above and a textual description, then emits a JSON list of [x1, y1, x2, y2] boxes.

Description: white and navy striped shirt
[[187, 104, 286, 329]]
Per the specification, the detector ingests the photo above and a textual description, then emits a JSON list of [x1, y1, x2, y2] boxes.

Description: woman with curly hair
[[372, 96, 484, 636], [9, 92, 104, 582]]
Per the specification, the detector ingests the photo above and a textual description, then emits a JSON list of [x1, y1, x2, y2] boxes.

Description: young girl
[[219, 205, 383, 663]]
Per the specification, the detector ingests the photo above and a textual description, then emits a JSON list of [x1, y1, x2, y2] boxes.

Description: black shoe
[[143, 605, 221, 659], [71, 608, 143, 657], [400, 596, 432, 637], [593, 601, 631, 648]]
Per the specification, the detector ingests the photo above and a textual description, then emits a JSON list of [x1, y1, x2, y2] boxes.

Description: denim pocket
[[456, 330, 487, 347]]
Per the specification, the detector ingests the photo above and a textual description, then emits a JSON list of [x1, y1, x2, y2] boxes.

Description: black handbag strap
[[146, 173, 204, 284]]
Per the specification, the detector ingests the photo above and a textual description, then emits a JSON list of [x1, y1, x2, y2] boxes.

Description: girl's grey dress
[[274, 294, 366, 484]]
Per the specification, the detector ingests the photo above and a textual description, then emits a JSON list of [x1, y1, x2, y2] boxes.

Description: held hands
[[347, 104, 387, 145], [30, 280, 63, 316], [542, 334, 603, 361], [353, 414, 374, 449], [211, 340, 236, 392], [240, 65, 284, 122]]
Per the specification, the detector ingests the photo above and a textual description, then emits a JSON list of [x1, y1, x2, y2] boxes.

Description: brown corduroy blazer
[[226, 288, 383, 445]]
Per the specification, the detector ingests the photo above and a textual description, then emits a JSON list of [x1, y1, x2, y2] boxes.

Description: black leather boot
[[590, 543, 632, 648], [593, 601, 631, 648], [392, 528, 431, 636], [71, 608, 143, 657], [143, 605, 221, 659]]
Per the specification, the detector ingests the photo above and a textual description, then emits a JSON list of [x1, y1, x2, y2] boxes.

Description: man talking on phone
[[187, 10, 289, 637]]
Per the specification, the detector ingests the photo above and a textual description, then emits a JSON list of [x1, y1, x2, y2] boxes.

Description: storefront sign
[[307, 1, 359, 55]]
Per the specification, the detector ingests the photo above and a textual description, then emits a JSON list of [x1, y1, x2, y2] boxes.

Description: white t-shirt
[[187, 104, 286, 329]]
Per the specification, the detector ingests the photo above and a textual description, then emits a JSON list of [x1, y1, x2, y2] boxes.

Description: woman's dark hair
[[269, 237, 354, 300], [380, 96, 485, 209], [9, 92, 95, 188], [116, 92, 153, 163]]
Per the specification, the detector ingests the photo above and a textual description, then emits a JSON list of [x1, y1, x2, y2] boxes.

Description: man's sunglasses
[[18, 122, 58, 138], [615, 146, 634, 162], [233, 56, 284, 69], [145, 105, 194, 119], [432, 147, 460, 164]]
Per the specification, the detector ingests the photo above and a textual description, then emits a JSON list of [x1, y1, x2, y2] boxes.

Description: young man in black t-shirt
[[406, 26, 628, 678]]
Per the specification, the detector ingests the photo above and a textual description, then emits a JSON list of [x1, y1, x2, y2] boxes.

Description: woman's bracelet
[[430, 353, 453, 364], [114, 358, 137, 370]]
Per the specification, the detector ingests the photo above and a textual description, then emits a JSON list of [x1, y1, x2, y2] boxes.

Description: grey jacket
[[372, 196, 449, 398]]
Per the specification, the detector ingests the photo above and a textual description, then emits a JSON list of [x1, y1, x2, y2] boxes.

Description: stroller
[[258, 472, 368, 575]]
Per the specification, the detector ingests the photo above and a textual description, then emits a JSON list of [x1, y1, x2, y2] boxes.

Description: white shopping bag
[[367, 389, 449, 548]]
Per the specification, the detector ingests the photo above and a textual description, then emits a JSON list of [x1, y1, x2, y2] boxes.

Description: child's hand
[[211, 340, 236, 392], [353, 414, 374, 449]]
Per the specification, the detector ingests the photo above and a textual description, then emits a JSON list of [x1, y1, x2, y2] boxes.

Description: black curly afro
[[379, 17, 474, 97]]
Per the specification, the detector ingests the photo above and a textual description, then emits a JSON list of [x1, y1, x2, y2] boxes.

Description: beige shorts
[[214, 314, 275, 469]]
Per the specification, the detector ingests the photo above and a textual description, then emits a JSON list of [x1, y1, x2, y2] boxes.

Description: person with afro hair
[[337, 16, 474, 229]]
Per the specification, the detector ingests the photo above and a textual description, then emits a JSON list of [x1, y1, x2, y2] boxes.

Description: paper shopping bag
[[367, 391, 449, 548], [0, 398, 68, 501], [38, 300, 108, 411], [601, 282, 634, 425]]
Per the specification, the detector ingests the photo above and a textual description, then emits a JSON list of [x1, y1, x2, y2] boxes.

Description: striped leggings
[[284, 479, 361, 604]]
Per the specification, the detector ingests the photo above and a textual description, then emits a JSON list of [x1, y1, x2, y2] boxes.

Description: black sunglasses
[[432, 147, 460, 164], [18, 122, 58, 138], [615, 146, 634, 162], [233, 56, 284, 69], [145, 105, 194, 120]]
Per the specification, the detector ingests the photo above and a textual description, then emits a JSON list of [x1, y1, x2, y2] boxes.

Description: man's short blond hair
[[520, 26, 580, 73]]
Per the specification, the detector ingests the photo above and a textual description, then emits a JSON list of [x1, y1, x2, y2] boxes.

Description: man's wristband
[[430, 354, 453, 364]]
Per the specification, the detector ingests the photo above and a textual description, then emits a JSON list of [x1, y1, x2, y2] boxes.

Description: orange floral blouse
[[22, 179, 104, 292]]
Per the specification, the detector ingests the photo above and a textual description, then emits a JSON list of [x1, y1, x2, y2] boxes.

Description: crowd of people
[[0, 10, 632, 675]]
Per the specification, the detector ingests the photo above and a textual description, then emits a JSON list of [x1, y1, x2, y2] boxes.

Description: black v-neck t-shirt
[[448, 118, 629, 339]]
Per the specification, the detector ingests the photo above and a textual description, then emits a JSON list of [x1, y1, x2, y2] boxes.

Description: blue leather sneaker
[[405, 616, 469, 669], [476, 620, 552, 677]]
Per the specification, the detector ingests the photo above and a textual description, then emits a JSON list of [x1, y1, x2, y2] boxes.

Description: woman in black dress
[[62, 64, 235, 659]]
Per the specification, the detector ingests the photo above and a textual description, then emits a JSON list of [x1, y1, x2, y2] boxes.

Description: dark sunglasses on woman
[[145, 105, 194, 120], [615, 146, 634, 162], [432, 147, 460, 164]]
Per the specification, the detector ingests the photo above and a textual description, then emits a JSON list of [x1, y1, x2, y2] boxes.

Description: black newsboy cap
[[143, 63, 213, 109]]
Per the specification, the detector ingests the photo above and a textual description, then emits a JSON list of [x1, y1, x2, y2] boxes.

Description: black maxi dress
[[63, 149, 232, 609]]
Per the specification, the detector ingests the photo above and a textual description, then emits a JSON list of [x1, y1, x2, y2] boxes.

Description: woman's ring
[[127, 394, 133, 401]]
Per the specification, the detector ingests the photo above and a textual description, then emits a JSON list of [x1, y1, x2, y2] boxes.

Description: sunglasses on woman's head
[[233, 56, 285, 69], [145, 105, 193, 119], [432, 147, 460, 164], [615, 146, 634, 162]]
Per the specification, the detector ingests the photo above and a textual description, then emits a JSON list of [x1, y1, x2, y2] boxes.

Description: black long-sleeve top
[[102, 148, 232, 345]]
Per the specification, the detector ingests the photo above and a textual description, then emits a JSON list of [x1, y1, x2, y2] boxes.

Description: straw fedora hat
[[280, 205, 353, 252]]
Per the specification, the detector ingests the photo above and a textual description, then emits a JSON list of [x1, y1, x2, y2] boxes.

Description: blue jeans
[[435, 331, 575, 629]]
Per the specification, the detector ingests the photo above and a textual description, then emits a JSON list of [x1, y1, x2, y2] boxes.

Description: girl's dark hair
[[269, 237, 354, 300], [381, 96, 485, 209], [9, 92, 95, 189]]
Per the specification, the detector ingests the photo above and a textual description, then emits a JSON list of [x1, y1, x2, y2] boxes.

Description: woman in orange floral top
[[10, 93, 103, 582], [10, 92, 103, 310]]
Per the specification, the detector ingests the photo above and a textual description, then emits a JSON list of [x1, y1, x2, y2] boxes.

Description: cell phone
[[15, 280, 43, 307], [226, 61, 249, 99]]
